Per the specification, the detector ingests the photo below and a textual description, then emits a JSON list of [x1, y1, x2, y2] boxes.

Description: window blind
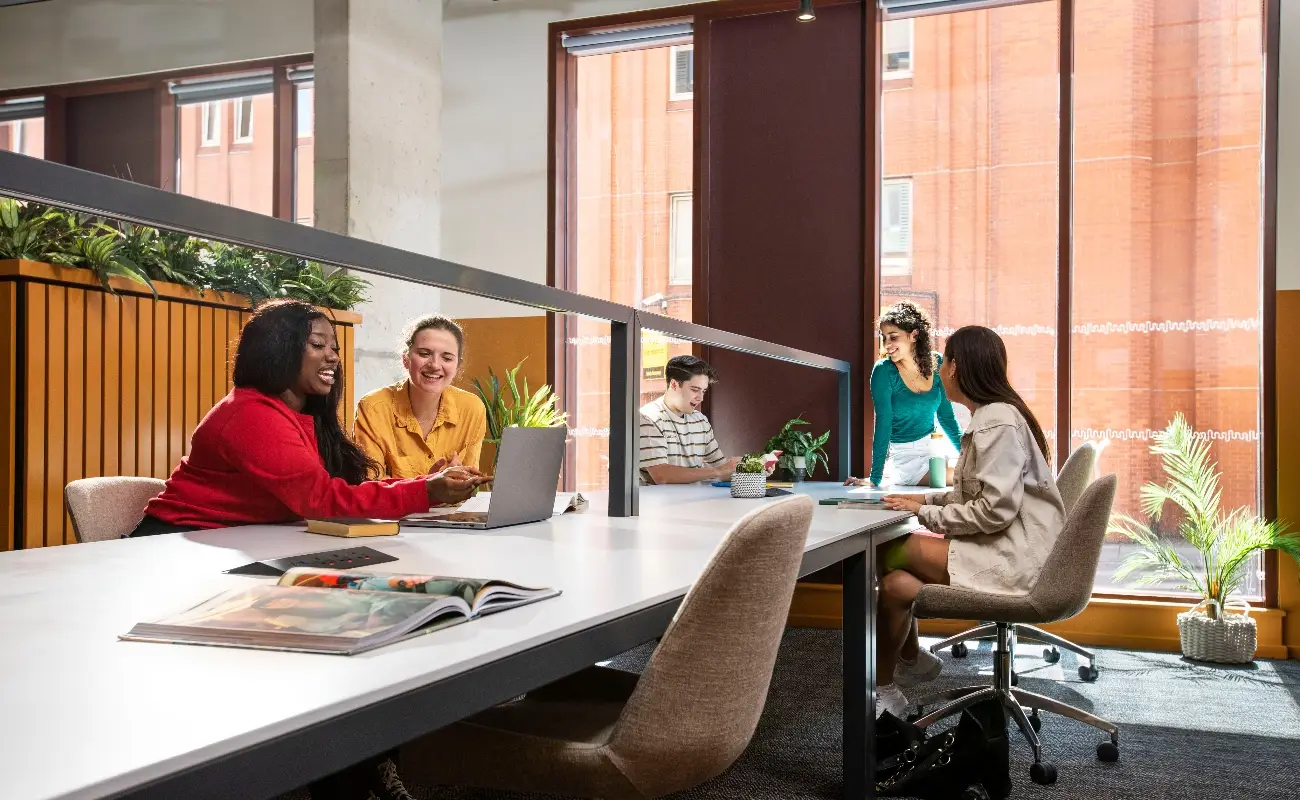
[[168, 71, 273, 104], [0, 96, 43, 123], [562, 22, 693, 56], [880, 0, 1045, 19]]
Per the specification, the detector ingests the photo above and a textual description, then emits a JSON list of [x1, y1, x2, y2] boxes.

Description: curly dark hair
[[233, 299, 377, 484], [878, 300, 936, 378]]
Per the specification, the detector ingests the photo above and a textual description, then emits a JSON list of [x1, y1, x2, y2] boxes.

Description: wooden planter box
[[0, 260, 361, 550]]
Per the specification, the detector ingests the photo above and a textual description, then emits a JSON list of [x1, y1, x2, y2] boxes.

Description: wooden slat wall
[[3, 278, 359, 550]]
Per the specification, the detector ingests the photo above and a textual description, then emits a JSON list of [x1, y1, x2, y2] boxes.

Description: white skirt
[[883, 437, 933, 486]]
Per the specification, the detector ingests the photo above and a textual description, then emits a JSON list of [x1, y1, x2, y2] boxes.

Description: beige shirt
[[919, 402, 1065, 596]]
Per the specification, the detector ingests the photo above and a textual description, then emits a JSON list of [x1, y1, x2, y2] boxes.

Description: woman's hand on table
[[844, 476, 878, 487], [882, 494, 926, 514]]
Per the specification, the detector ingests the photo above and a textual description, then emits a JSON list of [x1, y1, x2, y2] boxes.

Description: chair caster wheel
[[1010, 671, 1019, 686], [1044, 647, 1061, 664], [961, 785, 990, 800], [1097, 741, 1119, 762], [1030, 762, 1057, 785], [1079, 664, 1099, 682], [952, 642, 969, 658], [1029, 712, 1042, 732]]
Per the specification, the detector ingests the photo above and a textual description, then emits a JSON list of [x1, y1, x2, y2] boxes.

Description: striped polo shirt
[[638, 396, 726, 484]]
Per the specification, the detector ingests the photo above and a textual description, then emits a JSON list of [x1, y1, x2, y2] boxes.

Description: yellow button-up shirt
[[354, 381, 488, 479]]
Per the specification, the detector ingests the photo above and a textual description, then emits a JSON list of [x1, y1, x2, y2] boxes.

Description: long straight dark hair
[[233, 299, 377, 483], [943, 325, 1051, 463]]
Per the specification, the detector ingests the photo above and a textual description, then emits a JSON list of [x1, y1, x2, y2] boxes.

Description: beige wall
[[0, 0, 312, 92]]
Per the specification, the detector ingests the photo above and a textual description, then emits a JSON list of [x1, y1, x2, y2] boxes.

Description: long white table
[[0, 483, 914, 800]]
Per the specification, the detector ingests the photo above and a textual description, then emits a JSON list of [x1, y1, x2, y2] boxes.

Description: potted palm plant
[[730, 454, 768, 499], [763, 416, 830, 482], [1110, 414, 1299, 663], [470, 358, 568, 470]]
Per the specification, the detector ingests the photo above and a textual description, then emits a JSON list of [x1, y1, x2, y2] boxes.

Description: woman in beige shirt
[[873, 325, 1066, 719]]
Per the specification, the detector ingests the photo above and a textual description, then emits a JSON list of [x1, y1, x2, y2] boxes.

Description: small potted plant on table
[[763, 416, 830, 482], [730, 454, 769, 499], [1110, 414, 1300, 664]]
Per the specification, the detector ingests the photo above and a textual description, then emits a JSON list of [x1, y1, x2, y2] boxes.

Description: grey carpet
[[287, 628, 1300, 799]]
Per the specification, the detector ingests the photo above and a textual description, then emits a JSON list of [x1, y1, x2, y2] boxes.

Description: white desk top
[[0, 482, 911, 800]]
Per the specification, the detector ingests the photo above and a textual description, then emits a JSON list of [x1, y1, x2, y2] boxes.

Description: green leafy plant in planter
[[763, 416, 830, 481], [729, 453, 768, 498], [1110, 414, 1300, 662], [0, 197, 372, 310], [470, 358, 568, 469]]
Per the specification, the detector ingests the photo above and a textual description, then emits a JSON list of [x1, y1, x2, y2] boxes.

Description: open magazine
[[120, 568, 560, 655]]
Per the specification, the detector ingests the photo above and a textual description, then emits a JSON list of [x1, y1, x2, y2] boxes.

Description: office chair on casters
[[928, 442, 1103, 683], [910, 476, 1121, 786]]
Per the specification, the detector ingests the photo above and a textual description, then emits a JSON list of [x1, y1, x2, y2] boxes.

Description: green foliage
[[1110, 414, 1300, 617], [470, 358, 568, 456], [0, 197, 370, 309], [763, 416, 831, 477], [734, 454, 766, 474]]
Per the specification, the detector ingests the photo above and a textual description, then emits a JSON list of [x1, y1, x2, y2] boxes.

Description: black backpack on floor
[[875, 696, 1011, 800]]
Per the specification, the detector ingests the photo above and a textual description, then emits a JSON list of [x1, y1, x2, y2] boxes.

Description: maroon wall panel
[[702, 4, 866, 479]]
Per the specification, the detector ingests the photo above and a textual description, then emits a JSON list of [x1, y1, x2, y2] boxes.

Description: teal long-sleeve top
[[869, 355, 963, 485]]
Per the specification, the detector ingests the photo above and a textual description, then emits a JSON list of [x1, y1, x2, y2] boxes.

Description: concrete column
[[314, 0, 443, 397]]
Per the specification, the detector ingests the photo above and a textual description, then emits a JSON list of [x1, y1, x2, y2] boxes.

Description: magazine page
[[279, 568, 486, 606]]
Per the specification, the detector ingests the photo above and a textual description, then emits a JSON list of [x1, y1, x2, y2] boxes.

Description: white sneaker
[[895, 648, 943, 688], [876, 683, 908, 719]]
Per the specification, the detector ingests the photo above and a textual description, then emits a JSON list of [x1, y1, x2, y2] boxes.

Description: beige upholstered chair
[[401, 495, 816, 799], [911, 475, 1120, 786], [64, 477, 166, 542], [929, 442, 1102, 681]]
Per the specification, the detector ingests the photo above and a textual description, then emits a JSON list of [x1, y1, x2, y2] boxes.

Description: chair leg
[[914, 685, 985, 712], [912, 687, 998, 730], [928, 623, 999, 654], [1013, 625, 1096, 667], [1011, 688, 1119, 744], [1002, 693, 1044, 765]]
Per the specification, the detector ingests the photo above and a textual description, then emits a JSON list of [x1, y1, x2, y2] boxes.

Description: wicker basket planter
[[1176, 600, 1256, 664], [730, 472, 767, 499]]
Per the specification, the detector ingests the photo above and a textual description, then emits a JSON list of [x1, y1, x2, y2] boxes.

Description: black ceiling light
[[796, 0, 816, 21]]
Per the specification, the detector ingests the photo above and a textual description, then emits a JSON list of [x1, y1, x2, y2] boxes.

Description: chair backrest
[[1027, 474, 1117, 621], [1056, 442, 1098, 512], [606, 495, 815, 796], [64, 477, 167, 543]]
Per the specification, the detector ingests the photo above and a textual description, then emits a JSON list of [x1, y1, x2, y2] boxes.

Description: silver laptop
[[405, 426, 567, 530]]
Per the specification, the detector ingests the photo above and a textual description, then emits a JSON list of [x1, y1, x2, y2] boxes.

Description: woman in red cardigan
[[134, 299, 490, 536]]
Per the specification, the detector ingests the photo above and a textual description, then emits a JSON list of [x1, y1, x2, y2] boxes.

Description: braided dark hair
[[878, 300, 936, 378], [233, 299, 378, 484]]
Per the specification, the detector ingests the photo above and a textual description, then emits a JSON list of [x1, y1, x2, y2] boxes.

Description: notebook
[[305, 518, 400, 538], [120, 567, 560, 655]]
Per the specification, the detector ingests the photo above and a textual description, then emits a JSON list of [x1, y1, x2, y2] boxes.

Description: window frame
[[11, 119, 24, 155], [233, 96, 254, 144], [200, 101, 222, 147], [669, 44, 695, 101], [881, 178, 913, 277], [668, 191, 693, 285], [883, 18, 914, 80]]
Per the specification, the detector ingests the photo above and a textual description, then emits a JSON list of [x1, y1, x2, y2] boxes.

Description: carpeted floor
[[284, 628, 1300, 799]]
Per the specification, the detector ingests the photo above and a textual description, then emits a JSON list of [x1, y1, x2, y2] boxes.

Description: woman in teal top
[[847, 301, 962, 487]]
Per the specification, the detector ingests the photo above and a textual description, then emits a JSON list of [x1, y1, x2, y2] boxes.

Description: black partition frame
[[0, 152, 851, 517]]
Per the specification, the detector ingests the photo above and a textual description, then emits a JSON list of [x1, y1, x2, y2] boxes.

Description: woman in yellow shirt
[[354, 315, 489, 478]]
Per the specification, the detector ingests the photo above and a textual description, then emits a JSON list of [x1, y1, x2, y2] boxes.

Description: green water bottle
[[928, 430, 946, 488]]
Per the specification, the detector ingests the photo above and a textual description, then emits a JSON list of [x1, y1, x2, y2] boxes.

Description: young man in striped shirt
[[639, 355, 740, 485]]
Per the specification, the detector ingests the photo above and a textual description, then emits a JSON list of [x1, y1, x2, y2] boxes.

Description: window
[[884, 19, 913, 78], [233, 96, 254, 143], [879, 0, 1060, 498], [200, 102, 221, 146], [560, 43, 696, 491], [670, 45, 694, 100], [1, 117, 45, 159], [881, 179, 912, 276], [178, 93, 273, 215], [294, 83, 315, 225], [1072, 2, 1265, 597], [669, 192, 692, 285]]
